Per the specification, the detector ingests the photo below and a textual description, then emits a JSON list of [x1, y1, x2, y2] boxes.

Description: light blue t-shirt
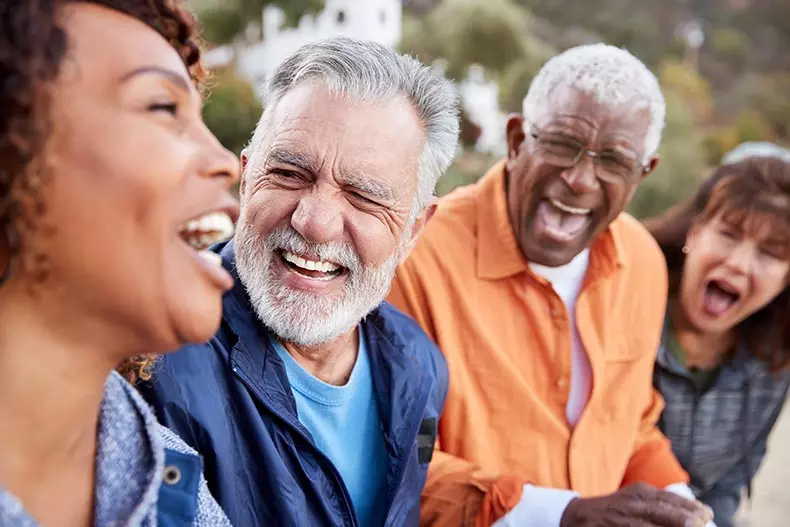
[[270, 329, 388, 526]]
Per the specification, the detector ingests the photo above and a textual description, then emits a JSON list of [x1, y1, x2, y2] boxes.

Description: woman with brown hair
[[0, 1, 239, 525], [646, 147, 790, 527]]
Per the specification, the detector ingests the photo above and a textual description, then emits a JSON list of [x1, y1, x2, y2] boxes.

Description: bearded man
[[140, 37, 459, 527]]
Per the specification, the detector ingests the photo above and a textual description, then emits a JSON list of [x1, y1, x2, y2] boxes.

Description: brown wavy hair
[[0, 0, 206, 383], [644, 156, 790, 371]]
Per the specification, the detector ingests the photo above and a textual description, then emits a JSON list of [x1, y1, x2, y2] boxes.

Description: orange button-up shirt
[[388, 161, 688, 526]]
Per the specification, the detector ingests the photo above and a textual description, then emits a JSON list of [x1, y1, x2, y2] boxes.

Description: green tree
[[658, 59, 713, 124], [627, 93, 707, 219], [497, 54, 548, 113], [197, 0, 325, 47], [710, 28, 751, 69], [202, 68, 263, 155], [399, 0, 541, 80], [749, 74, 790, 140]]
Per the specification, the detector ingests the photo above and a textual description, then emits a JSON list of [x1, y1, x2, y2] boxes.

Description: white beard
[[234, 221, 402, 347]]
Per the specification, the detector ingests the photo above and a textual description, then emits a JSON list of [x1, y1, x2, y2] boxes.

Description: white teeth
[[179, 212, 235, 249], [198, 250, 223, 268], [283, 251, 341, 274], [550, 199, 591, 215]]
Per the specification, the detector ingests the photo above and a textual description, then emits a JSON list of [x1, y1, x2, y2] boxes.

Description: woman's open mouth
[[702, 279, 742, 317], [178, 211, 235, 266]]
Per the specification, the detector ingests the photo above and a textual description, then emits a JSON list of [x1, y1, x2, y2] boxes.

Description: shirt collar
[[474, 159, 628, 281]]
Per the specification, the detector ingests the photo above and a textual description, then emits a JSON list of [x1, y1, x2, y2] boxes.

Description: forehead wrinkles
[[534, 86, 649, 146]]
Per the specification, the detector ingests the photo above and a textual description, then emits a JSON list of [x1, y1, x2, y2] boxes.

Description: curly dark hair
[[644, 156, 790, 372], [0, 0, 205, 382]]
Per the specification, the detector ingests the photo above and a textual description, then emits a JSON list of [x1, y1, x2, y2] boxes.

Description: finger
[[628, 495, 706, 527], [654, 489, 710, 517]]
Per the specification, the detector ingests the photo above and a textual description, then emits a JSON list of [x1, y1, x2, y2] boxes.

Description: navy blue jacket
[[139, 242, 449, 527]]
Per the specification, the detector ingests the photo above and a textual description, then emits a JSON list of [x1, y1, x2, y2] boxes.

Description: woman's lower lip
[[192, 249, 234, 291]]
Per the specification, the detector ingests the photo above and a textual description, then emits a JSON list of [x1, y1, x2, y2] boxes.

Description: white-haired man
[[389, 44, 716, 527], [140, 37, 459, 526]]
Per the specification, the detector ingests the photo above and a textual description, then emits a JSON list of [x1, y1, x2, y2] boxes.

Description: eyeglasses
[[528, 124, 650, 183]]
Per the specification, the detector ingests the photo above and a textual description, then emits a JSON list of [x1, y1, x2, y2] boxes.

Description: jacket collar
[[475, 160, 628, 283], [655, 317, 771, 389]]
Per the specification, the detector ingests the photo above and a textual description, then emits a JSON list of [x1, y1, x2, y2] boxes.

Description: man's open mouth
[[538, 198, 593, 242], [279, 250, 346, 281], [702, 279, 742, 317]]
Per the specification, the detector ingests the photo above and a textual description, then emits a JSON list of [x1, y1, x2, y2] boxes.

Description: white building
[[458, 65, 507, 156], [207, 0, 402, 89]]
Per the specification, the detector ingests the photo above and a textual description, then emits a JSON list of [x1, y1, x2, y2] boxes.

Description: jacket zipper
[[232, 366, 360, 527], [382, 381, 434, 527]]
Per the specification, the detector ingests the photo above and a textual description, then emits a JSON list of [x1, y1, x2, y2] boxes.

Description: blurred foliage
[[710, 28, 750, 69], [746, 74, 790, 139], [735, 111, 774, 144], [627, 93, 707, 220], [658, 59, 713, 124], [703, 127, 741, 166], [436, 151, 499, 197], [197, 0, 325, 45], [202, 68, 262, 155], [497, 51, 550, 113], [399, 0, 545, 81]]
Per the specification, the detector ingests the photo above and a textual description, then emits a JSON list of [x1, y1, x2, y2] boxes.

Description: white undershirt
[[528, 249, 592, 427]]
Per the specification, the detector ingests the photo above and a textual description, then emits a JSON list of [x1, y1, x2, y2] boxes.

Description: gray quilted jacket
[[655, 330, 790, 527]]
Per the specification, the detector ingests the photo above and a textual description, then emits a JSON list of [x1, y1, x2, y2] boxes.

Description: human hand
[[559, 483, 714, 527]]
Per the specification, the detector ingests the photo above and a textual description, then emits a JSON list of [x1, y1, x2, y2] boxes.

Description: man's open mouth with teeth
[[537, 197, 593, 243], [279, 250, 346, 281]]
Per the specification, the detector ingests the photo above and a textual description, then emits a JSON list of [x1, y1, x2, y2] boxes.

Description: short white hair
[[245, 37, 460, 217], [522, 43, 665, 163]]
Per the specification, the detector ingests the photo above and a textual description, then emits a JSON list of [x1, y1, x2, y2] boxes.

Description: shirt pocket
[[600, 335, 654, 424]]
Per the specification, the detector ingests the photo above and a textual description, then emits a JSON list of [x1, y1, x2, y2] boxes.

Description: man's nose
[[290, 193, 344, 245], [560, 155, 600, 194], [724, 241, 754, 275]]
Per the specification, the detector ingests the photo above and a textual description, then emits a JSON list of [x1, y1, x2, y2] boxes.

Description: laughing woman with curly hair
[[0, 1, 240, 525]]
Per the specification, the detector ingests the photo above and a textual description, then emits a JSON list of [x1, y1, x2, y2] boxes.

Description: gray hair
[[522, 43, 666, 164], [245, 37, 460, 217]]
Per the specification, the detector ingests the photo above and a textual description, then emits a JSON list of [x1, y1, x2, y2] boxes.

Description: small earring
[[682, 245, 691, 254]]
